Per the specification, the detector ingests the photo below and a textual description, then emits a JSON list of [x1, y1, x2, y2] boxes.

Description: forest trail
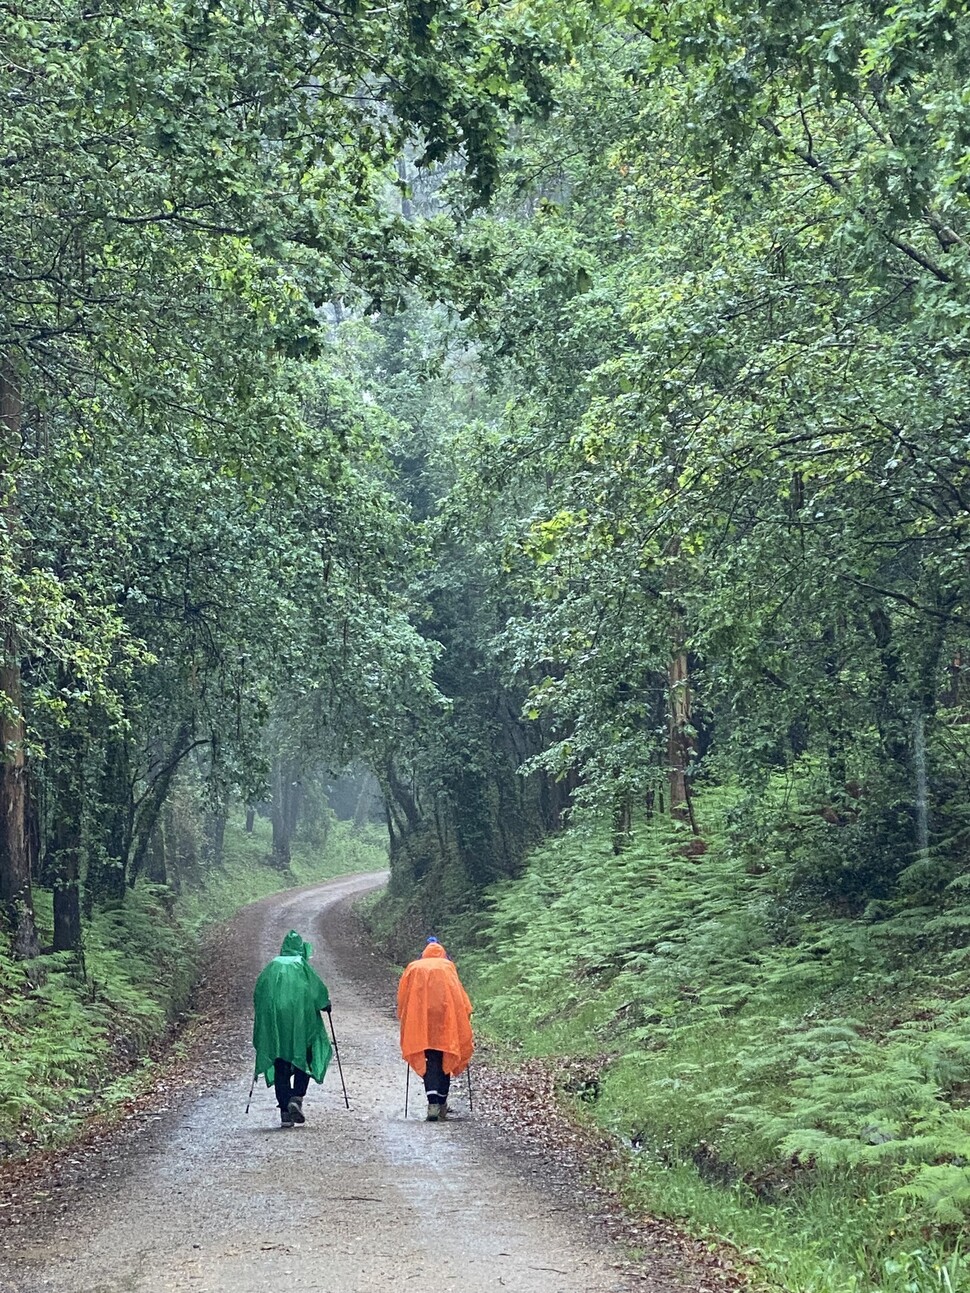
[[0, 873, 650, 1293]]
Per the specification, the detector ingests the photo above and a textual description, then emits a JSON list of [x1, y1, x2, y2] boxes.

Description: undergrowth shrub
[[461, 781, 970, 1293]]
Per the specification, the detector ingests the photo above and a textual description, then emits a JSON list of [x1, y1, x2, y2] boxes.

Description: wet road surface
[[0, 873, 644, 1293]]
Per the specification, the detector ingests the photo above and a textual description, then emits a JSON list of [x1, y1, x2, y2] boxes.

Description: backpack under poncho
[[253, 931, 332, 1086], [397, 941, 474, 1078]]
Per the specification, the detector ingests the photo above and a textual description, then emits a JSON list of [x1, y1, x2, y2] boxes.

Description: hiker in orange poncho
[[397, 937, 473, 1121]]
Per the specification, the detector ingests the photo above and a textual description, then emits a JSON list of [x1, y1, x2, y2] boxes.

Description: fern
[[898, 1165, 970, 1227], [460, 780, 970, 1289]]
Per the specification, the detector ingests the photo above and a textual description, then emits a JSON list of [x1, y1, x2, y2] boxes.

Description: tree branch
[[758, 115, 954, 284]]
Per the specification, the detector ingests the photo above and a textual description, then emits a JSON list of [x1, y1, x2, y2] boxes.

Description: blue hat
[[426, 936, 438, 944]]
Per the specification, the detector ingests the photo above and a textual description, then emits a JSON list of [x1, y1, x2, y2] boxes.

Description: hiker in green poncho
[[253, 930, 333, 1128]]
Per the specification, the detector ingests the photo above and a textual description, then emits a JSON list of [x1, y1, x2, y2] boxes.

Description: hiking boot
[[437, 1101, 448, 1121], [280, 1109, 294, 1128], [287, 1097, 306, 1125], [426, 1101, 439, 1121]]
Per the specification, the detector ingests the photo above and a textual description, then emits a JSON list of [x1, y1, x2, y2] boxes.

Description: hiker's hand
[[324, 1004, 332, 1014]]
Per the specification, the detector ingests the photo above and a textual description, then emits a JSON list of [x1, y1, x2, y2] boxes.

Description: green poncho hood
[[252, 929, 332, 1086], [281, 930, 311, 958]]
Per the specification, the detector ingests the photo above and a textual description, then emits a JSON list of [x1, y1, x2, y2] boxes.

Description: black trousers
[[274, 1056, 311, 1110], [423, 1049, 451, 1105]]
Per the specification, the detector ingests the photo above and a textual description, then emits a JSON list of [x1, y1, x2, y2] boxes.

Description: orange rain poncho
[[397, 942, 474, 1078]]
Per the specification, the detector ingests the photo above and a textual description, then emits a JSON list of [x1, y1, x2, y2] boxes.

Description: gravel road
[[0, 872, 650, 1293]]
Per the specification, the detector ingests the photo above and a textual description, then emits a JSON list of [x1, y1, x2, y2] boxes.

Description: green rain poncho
[[252, 931, 333, 1086]]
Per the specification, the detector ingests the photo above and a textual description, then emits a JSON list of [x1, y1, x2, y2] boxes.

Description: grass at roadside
[[455, 804, 970, 1293], [177, 816, 387, 932], [0, 815, 387, 1157]]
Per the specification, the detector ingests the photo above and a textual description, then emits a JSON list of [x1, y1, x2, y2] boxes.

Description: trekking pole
[[405, 1063, 410, 1119], [326, 1011, 350, 1109], [245, 1069, 257, 1115], [466, 1061, 474, 1116]]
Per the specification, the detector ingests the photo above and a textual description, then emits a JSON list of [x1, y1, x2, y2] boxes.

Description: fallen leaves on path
[[474, 1051, 751, 1292]]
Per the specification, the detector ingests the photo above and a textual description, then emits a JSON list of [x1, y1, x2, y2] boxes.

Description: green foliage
[[279, 10, 970, 1286], [462, 791, 970, 1292], [0, 0, 577, 956], [406, 0, 970, 872], [10, 7, 970, 1292], [342, 301, 574, 952]]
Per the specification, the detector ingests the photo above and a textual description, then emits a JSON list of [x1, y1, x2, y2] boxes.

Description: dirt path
[[0, 873, 662, 1293]]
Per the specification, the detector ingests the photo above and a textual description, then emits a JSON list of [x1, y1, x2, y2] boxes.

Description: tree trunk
[[868, 604, 909, 767], [48, 725, 84, 955], [353, 774, 377, 829], [0, 568, 33, 928], [51, 808, 82, 957], [148, 814, 169, 885], [665, 537, 698, 833], [0, 642, 38, 960], [26, 766, 42, 883], [668, 648, 694, 825], [0, 367, 38, 957], [284, 765, 302, 841], [205, 811, 227, 866], [270, 811, 291, 868], [245, 806, 255, 833], [385, 802, 399, 854], [382, 757, 422, 830], [611, 776, 633, 855], [270, 758, 291, 870], [538, 765, 574, 832], [87, 732, 132, 911], [822, 622, 848, 794], [128, 721, 196, 885], [433, 793, 450, 859]]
